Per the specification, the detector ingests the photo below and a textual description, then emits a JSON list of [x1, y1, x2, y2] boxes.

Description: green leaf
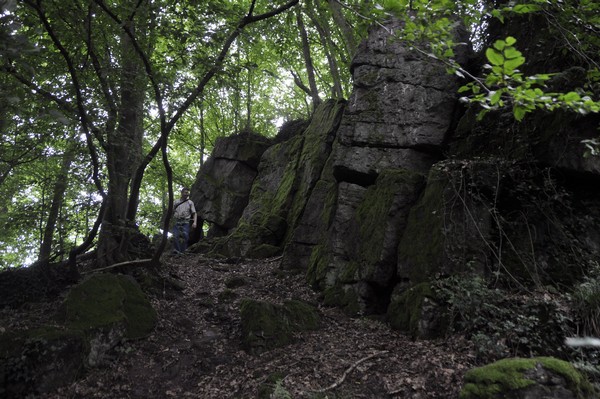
[[491, 9, 505, 23], [504, 36, 517, 46], [503, 47, 522, 60], [489, 90, 502, 105], [562, 92, 581, 102], [504, 56, 525, 72], [493, 39, 507, 51], [513, 106, 527, 121], [512, 4, 542, 13], [486, 48, 504, 66]]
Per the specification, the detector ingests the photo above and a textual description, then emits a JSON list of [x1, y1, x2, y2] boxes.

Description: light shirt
[[173, 199, 196, 221]]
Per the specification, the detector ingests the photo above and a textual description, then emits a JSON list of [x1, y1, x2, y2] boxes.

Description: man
[[172, 187, 197, 254]]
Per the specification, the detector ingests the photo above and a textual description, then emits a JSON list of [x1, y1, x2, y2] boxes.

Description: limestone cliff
[[191, 17, 600, 342]]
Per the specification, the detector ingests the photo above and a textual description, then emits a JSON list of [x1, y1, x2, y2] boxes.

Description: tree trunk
[[38, 146, 75, 263], [327, 0, 357, 57], [305, 0, 344, 99], [96, 16, 145, 267], [296, 7, 321, 109]]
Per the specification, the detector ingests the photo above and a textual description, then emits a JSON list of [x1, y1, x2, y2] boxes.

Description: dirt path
[[41, 254, 476, 398]]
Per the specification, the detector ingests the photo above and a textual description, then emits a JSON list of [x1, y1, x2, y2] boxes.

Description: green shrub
[[570, 264, 600, 337], [434, 274, 572, 363]]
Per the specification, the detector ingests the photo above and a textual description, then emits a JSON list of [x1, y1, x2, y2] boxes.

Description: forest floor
[[8, 253, 478, 398]]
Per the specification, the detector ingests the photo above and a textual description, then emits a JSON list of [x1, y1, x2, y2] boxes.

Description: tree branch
[[312, 350, 389, 393]]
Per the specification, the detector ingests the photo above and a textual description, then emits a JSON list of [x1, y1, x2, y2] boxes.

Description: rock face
[[191, 130, 272, 238], [192, 16, 600, 342], [299, 19, 466, 314]]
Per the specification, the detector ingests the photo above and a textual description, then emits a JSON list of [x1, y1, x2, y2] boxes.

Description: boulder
[[191, 131, 272, 236], [0, 273, 157, 397], [460, 357, 596, 399]]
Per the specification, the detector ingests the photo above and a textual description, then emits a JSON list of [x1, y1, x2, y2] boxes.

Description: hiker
[[172, 187, 197, 253]]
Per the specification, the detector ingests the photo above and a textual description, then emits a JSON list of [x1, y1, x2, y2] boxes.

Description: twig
[[81, 258, 152, 274], [312, 350, 389, 393]]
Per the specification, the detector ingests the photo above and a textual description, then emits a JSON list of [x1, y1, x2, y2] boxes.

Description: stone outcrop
[[191, 130, 272, 238], [297, 19, 467, 314], [192, 15, 600, 344], [194, 100, 345, 259]]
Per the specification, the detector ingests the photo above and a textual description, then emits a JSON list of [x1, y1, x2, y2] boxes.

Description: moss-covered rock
[[323, 284, 362, 316], [63, 273, 157, 340], [460, 357, 596, 399], [354, 169, 425, 286], [240, 299, 320, 354], [387, 282, 447, 338], [397, 161, 496, 284]]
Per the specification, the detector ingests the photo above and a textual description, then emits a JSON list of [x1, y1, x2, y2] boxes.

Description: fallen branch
[[81, 258, 152, 274], [312, 350, 389, 393]]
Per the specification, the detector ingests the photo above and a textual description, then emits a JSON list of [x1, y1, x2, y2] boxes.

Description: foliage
[[0, 0, 370, 268], [434, 274, 572, 363], [570, 263, 600, 338], [459, 36, 600, 121], [378, 0, 600, 121]]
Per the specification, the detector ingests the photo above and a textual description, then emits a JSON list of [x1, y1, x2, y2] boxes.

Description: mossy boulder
[[62, 273, 157, 367], [460, 357, 596, 399], [240, 299, 320, 354], [0, 273, 157, 396], [322, 284, 361, 316], [63, 273, 157, 340]]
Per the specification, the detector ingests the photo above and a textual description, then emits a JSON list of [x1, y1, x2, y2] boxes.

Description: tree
[[0, 0, 381, 269], [1, 0, 311, 269]]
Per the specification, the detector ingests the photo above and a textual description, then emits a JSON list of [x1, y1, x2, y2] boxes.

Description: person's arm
[[190, 200, 197, 228]]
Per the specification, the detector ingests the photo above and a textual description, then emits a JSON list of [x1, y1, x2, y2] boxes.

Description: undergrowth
[[433, 274, 573, 364]]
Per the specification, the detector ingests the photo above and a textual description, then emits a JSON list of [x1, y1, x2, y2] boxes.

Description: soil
[[3, 253, 477, 398]]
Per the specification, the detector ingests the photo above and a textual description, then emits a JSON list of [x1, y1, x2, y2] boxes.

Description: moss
[[387, 282, 434, 337], [355, 169, 425, 275], [338, 260, 359, 283], [283, 300, 320, 330], [307, 242, 331, 288], [323, 284, 361, 316], [397, 166, 448, 283], [63, 274, 156, 339], [283, 100, 345, 245], [460, 357, 595, 399]]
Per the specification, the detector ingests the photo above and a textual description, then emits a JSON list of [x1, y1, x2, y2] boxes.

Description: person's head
[[180, 188, 190, 198]]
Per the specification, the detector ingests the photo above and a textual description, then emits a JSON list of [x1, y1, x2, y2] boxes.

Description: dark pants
[[172, 221, 190, 253]]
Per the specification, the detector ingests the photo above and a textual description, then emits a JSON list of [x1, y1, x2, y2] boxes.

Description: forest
[[1, 0, 600, 397]]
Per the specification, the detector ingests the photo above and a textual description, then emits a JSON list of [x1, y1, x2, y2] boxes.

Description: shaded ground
[[4, 254, 477, 398]]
